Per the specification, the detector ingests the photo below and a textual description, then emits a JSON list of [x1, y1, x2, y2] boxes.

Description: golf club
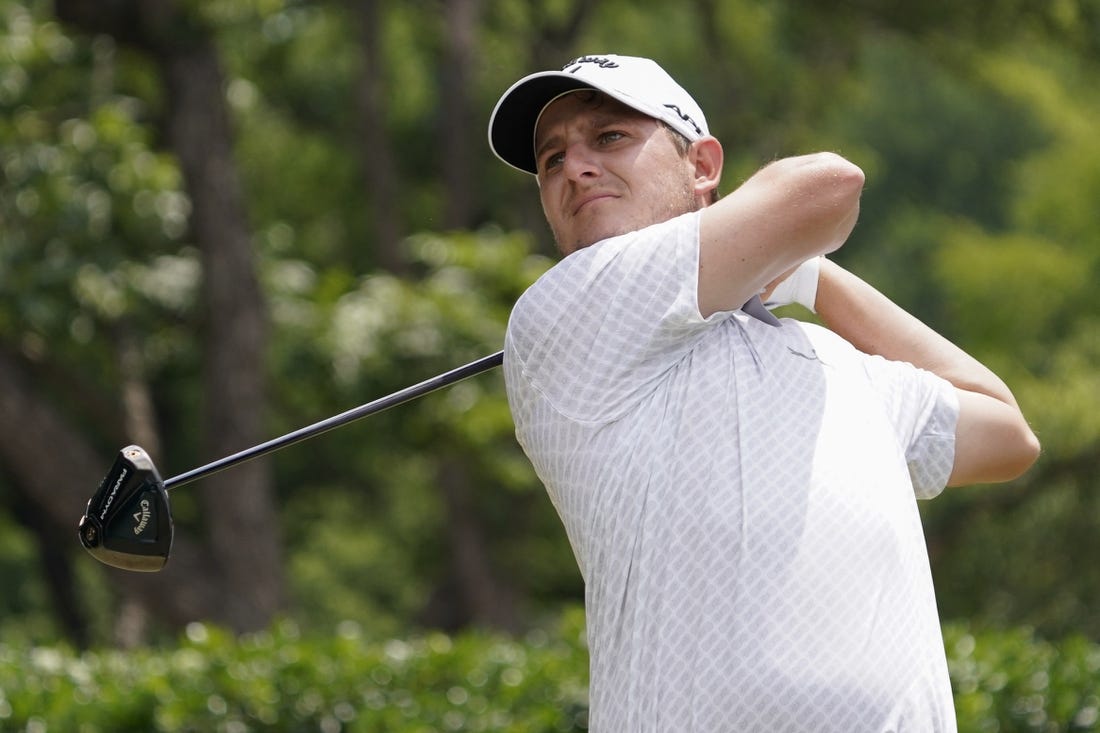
[[78, 350, 504, 572]]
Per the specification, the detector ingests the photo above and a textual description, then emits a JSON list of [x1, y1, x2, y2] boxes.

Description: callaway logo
[[132, 498, 152, 535], [562, 55, 620, 73], [559, 56, 704, 137], [98, 466, 129, 521]]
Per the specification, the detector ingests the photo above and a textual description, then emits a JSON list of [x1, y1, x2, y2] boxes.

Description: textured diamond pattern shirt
[[504, 211, 960, 732]]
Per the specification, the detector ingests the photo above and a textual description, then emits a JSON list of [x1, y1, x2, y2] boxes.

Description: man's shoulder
[[507, 236, 618, 340], [791, 320, 867, 362], [514, 211, 701, 311]]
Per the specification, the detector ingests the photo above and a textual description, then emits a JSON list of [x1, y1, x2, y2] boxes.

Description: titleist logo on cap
[[562, 55, 620, 73]]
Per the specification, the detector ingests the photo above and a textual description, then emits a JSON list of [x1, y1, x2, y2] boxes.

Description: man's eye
[[599, 131, 625, 144], [542, 152, 564, 171]]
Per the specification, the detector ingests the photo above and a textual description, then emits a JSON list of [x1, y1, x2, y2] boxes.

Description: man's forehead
[[534, 91, 655, 143]]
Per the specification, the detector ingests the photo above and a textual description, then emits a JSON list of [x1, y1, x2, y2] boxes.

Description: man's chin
[[558, 228, 623, 256]]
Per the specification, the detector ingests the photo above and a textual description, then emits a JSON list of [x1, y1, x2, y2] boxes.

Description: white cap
[[488, 54, 710, 175]]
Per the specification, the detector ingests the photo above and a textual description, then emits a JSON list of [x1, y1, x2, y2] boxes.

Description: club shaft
[[163, 350, 504, 490]]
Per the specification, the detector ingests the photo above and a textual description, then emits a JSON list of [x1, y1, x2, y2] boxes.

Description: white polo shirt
[[504, 211, 960, 732]]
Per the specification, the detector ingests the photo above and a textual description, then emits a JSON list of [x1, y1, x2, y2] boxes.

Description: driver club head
[[78, 445, 173, 572]]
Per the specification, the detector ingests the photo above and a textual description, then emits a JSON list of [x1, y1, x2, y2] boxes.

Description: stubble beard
[[554, 180, 701, 256]]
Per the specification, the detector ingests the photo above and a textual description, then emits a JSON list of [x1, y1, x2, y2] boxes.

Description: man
[[488, 54, 1039, 731]]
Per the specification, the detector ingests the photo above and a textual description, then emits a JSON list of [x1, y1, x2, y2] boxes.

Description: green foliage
[[2, 617, 1100, 732], [262, 228, 575, 633], [0, 611, 590, 733], [0, 514, 53, 642], [0, 0, 198, 418], [947, 624, 1100, 732], [2, 0, 1100, 656]]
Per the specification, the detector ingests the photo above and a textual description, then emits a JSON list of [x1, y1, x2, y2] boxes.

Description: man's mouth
[[573, 193, 616, 215]]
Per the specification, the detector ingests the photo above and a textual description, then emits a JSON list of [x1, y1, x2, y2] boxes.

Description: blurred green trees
[[0, 0, 1098, 666]]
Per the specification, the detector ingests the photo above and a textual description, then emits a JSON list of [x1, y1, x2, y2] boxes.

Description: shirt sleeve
[[506, 211, 716, 423], [861, 354, 960, 499]]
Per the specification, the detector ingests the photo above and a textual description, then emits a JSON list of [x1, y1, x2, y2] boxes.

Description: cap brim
[[489, 73, 595, 175]]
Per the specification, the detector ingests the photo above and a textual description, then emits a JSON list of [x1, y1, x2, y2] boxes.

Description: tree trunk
[[7, 482, 89, 648], [53, 0, 284, 635], [0, 349, 222, 640], [438, 0, 481, 229], [157, 22, 284, 635], [422, 457, 519, 632], [353, 0, 407, 273]]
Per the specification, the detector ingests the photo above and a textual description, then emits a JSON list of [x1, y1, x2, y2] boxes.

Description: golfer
[[489, 54, 1039, 731]]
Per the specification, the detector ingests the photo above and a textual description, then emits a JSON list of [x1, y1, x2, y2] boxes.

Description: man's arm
[[697, 152, 864, 318], [813, 258, 1041, 486]]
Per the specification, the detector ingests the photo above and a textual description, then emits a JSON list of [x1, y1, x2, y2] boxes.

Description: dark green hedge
[[945, 624, 1100, 731], [1, 613, 1097, 732], [0, 610, 589, 733]]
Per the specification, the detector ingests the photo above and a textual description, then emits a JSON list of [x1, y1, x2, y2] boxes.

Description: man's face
[[534, 91, 701, 256]]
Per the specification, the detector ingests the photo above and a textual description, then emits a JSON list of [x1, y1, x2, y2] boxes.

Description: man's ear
[[691, 136, 724, 204]]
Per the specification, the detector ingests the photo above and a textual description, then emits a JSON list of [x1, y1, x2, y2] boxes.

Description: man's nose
[[562, 143, 600, 180]]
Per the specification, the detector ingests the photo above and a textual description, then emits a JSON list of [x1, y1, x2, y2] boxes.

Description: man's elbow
[[771, 152, 865, 204], [807, 153, 865, 254], [949, 416, 1041, 487], [1004, 424, 1042, 480], [981, 425, 1041, 485], [828, 153, 866, 195]]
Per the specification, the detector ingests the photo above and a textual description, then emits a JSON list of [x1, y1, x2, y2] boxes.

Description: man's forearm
[[813, 259, 1020, 409]]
